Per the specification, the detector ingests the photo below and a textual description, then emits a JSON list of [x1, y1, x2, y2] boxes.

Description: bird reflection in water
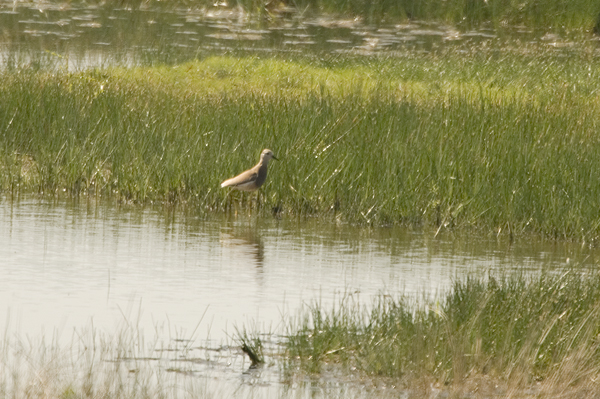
[[219, 225, 265, 268]]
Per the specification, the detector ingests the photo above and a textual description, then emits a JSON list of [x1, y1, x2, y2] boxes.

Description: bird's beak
[[273, 155, 279, 161]]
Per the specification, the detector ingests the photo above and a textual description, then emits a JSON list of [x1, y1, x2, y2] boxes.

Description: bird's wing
[[221, 169, 258, 188]]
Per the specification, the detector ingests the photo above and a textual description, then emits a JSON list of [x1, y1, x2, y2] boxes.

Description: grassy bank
[[283, 272, 600, 396], [1, 51, 600, 239]]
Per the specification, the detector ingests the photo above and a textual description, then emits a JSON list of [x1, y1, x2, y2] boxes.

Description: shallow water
[[1, 196, 598, 396], [0, 2, 594, 69], [1, 196, 595, 339]]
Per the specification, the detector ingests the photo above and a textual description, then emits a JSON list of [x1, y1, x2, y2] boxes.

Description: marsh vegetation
[[1, 48, 600, 240], [2, 1, 600, 397], [2, 272, 600, 398], [282, 272, 600, 396]]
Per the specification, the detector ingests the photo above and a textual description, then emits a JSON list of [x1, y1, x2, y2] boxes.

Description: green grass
[[236, 327, 265, 367], [1, 50, 600, 240], [283, 272, 600, 394]]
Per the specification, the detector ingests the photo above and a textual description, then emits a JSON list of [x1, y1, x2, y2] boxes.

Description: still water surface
[[1, 1, 594, 69], [1, 197, 597, 396], [1, 196, 594, 339]]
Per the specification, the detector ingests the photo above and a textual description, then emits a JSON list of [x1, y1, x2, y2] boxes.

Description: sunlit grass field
[[1, 50, 599, 240]]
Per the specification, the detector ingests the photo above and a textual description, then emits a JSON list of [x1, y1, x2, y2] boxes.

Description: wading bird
[[221, 149, 278, 192]]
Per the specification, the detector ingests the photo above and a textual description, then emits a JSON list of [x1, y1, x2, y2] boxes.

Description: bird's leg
[[231, 191, 239, 214], [256, 190, 263, 210], [235, 191, 245, 214], [242, 192, 248, 210], [221, 189, 231, 211]]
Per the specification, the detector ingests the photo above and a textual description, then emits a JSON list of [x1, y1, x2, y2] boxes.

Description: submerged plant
[[236, 327, 265, 368]]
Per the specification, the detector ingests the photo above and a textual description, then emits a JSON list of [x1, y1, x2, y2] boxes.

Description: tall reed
[[1, 51, 599, 239]]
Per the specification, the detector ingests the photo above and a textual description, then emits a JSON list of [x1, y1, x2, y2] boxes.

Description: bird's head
[[261, 149, 278, 162]]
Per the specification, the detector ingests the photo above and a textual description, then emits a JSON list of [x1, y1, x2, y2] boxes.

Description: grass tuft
[[283, 272, 600, 393], [236, 327, 265, 368]]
